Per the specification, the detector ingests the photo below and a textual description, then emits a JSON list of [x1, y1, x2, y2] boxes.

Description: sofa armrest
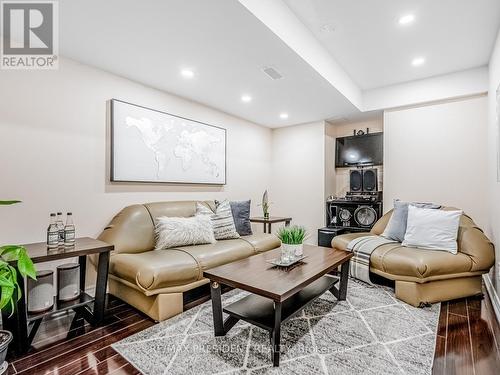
[[370, 210, 393, 235], [457, 220, 495, 272], [98, 204, 155, 255], [332, 232, 371, 251]]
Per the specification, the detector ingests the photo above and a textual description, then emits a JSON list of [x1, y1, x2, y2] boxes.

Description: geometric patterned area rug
[[113, 278, 440, 375]]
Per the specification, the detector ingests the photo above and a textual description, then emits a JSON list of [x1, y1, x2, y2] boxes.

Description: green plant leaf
[[0, 285, 14, 310], [275, 225, 308, 244], [0, 200, 21, 205], [0, 274, 14, 288], [0, 245, 22, 261], [7, 265, 23, 302], [0, 200, 37, 311], [262, 190, 268, 205], [0, 246, 36, 280], [17, 248, 37, 280]]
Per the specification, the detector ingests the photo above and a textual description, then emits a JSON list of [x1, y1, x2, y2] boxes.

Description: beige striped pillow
[[196, 200, 240, 240]]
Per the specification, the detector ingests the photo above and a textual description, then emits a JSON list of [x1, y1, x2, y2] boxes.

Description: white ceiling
[[59, 0, 357, 128], [58, 0, 500, 127], [284, 0, 500, 90]]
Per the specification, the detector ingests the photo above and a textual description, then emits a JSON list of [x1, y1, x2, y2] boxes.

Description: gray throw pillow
[[197, 200, 240, 240], [382, 200, 441, 242], [215, 199, 253, 236], [229, 200, 252, 236]]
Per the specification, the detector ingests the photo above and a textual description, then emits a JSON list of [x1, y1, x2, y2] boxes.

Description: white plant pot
[[281, 243, 303, 259]]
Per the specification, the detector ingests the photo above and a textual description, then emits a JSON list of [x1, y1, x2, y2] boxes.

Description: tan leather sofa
[[96, 201, 280, 321], [332, 207, 495, 306]]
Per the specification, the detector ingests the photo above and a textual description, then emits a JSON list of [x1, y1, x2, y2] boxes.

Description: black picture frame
[[110, 99, 227, 185]]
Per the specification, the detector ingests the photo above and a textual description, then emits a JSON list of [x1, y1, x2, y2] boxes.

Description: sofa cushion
[[241, 233, 281, 253], [370, 243, 472, 279], [109, 249, 200, 291], [333, 232, 474, 280], [145, 201, 215, 225], [174, 239, 254, 271], [331, 232, 371, 251], [98, 201, 217, 255], [108, 234, 280, 292]]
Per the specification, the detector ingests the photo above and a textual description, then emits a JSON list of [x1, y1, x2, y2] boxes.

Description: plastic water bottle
[[64, 212, 76, 247], [47, 213, 59, 249], [56, 212, 65, 245]]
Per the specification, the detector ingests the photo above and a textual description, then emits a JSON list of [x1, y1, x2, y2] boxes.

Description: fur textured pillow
[[196, 200, 240, 240], [155, 215, 216, 250]]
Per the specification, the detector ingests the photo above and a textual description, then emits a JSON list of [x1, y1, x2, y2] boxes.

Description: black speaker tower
[[362, 169, 378, 192], [349, 170, 363, 192]]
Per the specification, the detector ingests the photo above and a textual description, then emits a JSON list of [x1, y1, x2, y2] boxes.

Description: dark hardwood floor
[[6, 286, 500, 375], [6, 296, 153, 375], [433, 288, 500, 375]]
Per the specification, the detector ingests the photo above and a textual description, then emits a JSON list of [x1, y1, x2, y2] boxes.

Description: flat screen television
[[335, 132, 383, 167]]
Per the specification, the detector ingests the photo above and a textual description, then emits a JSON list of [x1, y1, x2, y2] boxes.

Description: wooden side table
[[250, 216, 292, 234], [3, 237, 113, 355]]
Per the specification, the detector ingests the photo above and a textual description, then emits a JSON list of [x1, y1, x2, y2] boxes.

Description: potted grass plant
[[0, 201, 36, 372], [276, 225, 308, 259]]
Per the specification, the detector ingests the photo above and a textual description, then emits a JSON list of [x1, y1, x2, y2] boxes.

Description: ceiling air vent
[[262, 66, 283, 80]]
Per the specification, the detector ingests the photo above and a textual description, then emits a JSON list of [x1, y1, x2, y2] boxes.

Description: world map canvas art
[[110, 99, 226, 184]]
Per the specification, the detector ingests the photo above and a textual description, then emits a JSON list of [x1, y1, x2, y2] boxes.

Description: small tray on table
[[266, 255, 308, 267]]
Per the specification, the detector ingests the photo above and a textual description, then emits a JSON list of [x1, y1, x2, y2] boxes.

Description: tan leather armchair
[[332, 207, 495, 306], [96, 201, 280, 321]]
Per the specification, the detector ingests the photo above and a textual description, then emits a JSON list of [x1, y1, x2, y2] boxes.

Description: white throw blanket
[[347, 236, 397, 284]]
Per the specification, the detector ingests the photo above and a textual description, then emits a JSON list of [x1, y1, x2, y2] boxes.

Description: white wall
[[486, 28, 500, 303], [383, 96, 489, 229], [0, 58, 273, 244], [270, 121, 326, 244], [364, 66, 488, 112], [324, 125, 336, 199]]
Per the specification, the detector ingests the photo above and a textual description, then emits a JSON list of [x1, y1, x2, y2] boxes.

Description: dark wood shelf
[[20, 237, 113, 264], [5, 237, 113, 355], [223, 275, 338, 330], [27, 292, 94, 322], [249, 216, 292, 234], [249, 216, 292, 224]]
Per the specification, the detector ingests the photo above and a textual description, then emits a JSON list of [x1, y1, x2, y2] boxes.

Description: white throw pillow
[[402, 206, 462, 254], [155, 215, 216, 250], [196, 200, 240, 240]]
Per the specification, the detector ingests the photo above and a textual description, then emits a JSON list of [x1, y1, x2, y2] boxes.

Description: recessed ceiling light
[[180, 69, 194, 78], [398, 14, 415, 25], [319, 23, 336, 33], [411, 57, 425, 66], [241, 95, 252, 103], [279, 113, 289, 119]]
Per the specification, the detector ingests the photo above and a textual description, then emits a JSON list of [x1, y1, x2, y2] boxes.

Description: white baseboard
[[483, 274, 500, 324]]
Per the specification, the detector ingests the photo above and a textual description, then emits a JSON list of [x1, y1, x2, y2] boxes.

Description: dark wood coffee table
[[203, 244, 352, 367]]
